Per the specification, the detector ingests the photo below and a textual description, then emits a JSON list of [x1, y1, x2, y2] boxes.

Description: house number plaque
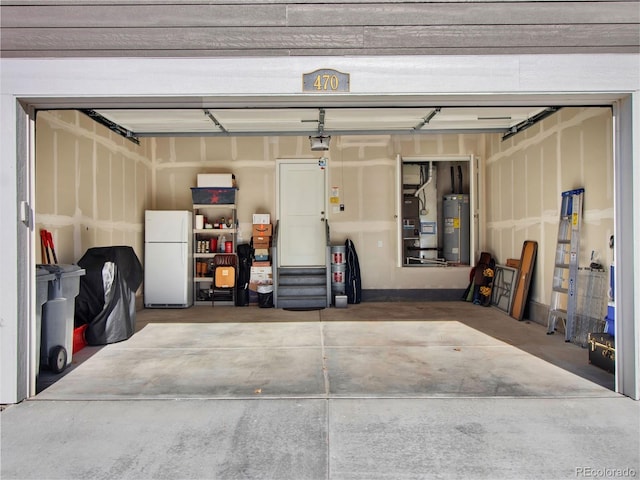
[[303, 69, 350, 92]]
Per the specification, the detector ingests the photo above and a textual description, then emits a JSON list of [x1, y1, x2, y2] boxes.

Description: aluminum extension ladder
[[547, 188, 585, 340]]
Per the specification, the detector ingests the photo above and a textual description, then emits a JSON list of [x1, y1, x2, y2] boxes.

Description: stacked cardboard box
[[250, 213, 273, 292]]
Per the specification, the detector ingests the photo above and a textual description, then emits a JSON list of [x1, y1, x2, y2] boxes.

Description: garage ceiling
[[85, 106, 557, 141]]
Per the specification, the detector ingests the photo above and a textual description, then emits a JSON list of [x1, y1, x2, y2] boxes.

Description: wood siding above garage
[[1, 1, 639, 57]]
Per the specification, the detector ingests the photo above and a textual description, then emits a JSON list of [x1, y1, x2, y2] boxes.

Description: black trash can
[[235, 243, 252, 306], [257, 284, 274, 308]]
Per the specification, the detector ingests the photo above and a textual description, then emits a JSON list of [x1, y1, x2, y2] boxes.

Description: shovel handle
[[46, 231, 58, 264], [40, 229, 51, 264]]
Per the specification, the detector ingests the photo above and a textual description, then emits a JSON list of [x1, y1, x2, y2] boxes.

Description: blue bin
[[604, 303, 615, 336]]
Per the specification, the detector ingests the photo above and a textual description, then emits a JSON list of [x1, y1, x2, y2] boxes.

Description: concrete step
[[278, 267, 326, 276], [277, 295, 327, 309], [277, 285, 327, 297], [278, 274, 326, 286]]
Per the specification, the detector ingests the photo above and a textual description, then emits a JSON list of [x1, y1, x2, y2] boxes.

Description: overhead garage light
[[309, 134, 331, 151]]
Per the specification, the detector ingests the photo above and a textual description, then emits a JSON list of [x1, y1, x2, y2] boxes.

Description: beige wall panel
[[136, 161, 150, 221], [487, 134, 500, 159], [36, 109, 150, 282], [95, 228, 112, 247], [524, 121, 542, 140], [541, 133, 558, 213], [123, 158, 137, 223], [560, 108, 581, 124], [235, 137, 270, 162], [485, 107, 613, 309], [582, 113, 613, 210], [174, 137, 202, 163], [513, 225, 532, 262], [500, 228, 513, 262], [234, 166, 275, 236], [401, 135, 440, 156], [525, 143, 542, 217], [34, 106, 612, 299], [559, 125, 582, 190], [499, 158, 513, 222], [55, 225, 75, 264], [153, 137, 173, 164], [80, 222, 95, 254], [500, 136, 514, 154], [461, 135, 483, 155], [333, 164, 360, 223], [111, 229, 125, 246], [77, 110, 95, 133], [485, 161, 499, 224], [274, 136, 306, 159], [77, 144, 94, 219], [511, 150, 526, 221], [155, 168, 200, 210], [95, 147, 112, 221], [55, 130, 76, 216], [440, 135, 462, 154], [111, 155, 125, 222], [124, 230, 144, 267], [35, 120, 56, 215], [361, 164, 395, 221]]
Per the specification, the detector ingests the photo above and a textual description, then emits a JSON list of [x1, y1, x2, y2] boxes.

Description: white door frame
[[1, 55, 638, 402]]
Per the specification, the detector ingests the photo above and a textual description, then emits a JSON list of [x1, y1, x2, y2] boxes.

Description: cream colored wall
[[35, 110, 152, 266], [152, 132, 485, 290], [40, 108, 612, 298], [485, 107, 614, 308]]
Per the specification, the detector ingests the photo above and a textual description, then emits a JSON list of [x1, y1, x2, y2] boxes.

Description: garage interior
[[33, 104, 616, 397]]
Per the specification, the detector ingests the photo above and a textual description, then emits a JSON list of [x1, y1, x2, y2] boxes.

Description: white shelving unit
[[192, 202, 237, 306]]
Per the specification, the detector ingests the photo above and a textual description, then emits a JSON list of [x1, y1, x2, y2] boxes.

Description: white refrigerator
[[144, 210, 193, 308]]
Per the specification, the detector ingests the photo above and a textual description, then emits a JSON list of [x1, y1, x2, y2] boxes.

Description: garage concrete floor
[[2, 302, 638, 479]]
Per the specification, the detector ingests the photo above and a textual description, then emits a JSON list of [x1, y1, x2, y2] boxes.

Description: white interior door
[[277, 160, 327, 266]]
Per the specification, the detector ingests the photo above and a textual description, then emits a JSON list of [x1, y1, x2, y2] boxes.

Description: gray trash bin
[[35, 266, 56, 377], [39, 264, 86, 373]]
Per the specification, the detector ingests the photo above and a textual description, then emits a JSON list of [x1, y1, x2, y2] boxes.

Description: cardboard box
[[197, 173, 235, 188], [253, 236, 270, 248], [252, 261, 271, 267], [252, 224, 272, 236], [249, 266, 272, 291], [250, 266, 272, 281], [252, 214, 271, 224], [254, 248, 269, 261]]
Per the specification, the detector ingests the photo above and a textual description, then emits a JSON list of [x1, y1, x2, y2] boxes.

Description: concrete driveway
[[2, 302, 638, 479]]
